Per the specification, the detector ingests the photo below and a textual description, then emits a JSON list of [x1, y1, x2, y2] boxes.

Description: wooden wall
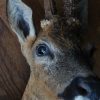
[[0, 0, 30, 100], [0, 0, 99, 100]]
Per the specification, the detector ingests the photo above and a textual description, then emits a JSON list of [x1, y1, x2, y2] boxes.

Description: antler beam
[[44, 0, 56, 19]]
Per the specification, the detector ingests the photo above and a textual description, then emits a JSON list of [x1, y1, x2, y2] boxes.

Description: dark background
[[0, 0, 100, 99]]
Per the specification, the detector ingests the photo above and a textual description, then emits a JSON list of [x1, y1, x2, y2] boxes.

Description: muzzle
[[58, 76, 100, 100]]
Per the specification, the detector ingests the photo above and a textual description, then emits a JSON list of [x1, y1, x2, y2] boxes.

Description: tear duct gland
[[7, 0, 99, 100]]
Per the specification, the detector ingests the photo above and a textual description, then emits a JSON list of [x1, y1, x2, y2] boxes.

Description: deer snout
[[58, 76, 100, 100]]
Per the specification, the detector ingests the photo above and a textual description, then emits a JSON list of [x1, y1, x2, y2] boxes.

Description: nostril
[[57, 77, 92, 100], [58, 76, 100, 100], [77, 79, 92, 96], [77, 85, 89, 96]]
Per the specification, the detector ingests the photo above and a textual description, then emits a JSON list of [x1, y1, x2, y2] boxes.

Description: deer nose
[[58, 76, 100, 100]]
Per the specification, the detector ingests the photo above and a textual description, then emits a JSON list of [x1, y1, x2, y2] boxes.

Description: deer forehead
[[22, 20, 74, 52], [39, 22, 74, 49]]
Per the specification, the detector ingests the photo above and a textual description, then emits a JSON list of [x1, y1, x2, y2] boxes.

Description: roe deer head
[[7, 0, 98, 100]]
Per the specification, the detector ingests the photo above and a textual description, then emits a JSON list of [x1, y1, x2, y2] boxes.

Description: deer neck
[[22, 71, 59, 100]]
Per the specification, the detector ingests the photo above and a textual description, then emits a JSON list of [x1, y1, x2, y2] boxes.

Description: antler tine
[[62, 0, 88, 32], [44, 0, 56, 19], [62, 0, 79, 19]]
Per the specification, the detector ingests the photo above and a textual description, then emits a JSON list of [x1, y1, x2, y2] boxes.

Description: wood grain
[[88, 0, 100, 77], [23, 0, 44, 31], [0, 17, 30, 100]]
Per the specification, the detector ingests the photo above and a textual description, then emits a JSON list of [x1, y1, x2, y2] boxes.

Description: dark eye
[[36, 44, 50, 56]]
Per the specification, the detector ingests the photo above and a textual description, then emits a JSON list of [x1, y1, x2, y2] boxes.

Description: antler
[[62, 0, 79, 19], [44, 0, 57, 19], [41, 0, 58, 30], [62, 0, 88, 32]]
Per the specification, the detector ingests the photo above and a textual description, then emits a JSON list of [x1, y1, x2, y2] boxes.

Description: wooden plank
[[23, 0, 44, 31], [0, 17, 30, 100], [0, 0, 30, 100]]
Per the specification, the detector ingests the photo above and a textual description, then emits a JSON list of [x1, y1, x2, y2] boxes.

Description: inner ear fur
[[7, 0, 36, 43]]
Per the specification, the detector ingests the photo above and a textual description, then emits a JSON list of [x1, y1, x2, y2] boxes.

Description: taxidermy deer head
[[7, 0, 100, 100]]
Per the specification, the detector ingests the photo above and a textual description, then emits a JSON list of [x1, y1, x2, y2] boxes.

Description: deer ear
[[7, 0, 36, 43]]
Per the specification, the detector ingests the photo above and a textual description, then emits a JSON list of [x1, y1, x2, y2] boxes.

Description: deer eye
[[36, 44, 50, 57]]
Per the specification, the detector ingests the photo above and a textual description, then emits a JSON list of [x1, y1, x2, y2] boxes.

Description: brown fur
[[21, 36, 58, 100], [20, 25, 92, 100], [7, 0, 93, 100]]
